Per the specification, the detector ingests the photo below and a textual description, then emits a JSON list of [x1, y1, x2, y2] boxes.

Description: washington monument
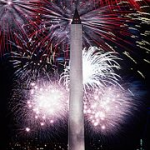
[[68, 8, 85, 150]]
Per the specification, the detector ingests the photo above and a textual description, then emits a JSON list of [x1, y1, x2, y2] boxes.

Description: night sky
[[0, 1, 150, 150]]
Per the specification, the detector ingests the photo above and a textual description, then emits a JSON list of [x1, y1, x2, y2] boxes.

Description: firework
[[33, 0, 149, 52], [34, 1, 131, 51], [10, 78, 146, 138], [10, 79, 68, 136], [82, 0, 147, 10], [0, 0, 40, 54], [104, 0, 149, 10], [6, 33, 58, 84], [83, 83, 142, 134], [60, 46, 121, 90], [31, 0, 149, 78]]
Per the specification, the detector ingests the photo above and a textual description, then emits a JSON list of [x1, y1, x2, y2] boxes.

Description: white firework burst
[[60, 46, 121, 91]]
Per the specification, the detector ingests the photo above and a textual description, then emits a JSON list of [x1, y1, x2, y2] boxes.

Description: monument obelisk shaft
[[68, 9, 85, 150]]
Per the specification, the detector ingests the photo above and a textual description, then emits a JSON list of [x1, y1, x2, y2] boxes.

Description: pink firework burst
[[84, 84, 138, 134], [10, 79, 69, 135], [10, 78, 146, 138], [27, 80, 69, 127]]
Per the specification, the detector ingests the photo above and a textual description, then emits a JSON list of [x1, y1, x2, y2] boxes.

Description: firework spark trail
[[103, 0, 149, 10], [60, 46, 121, 91], [82, 6, 150, 78], [83, 83, 141, 134], [122, 9, 150, 78], [80, 6, 134, 50], [0, 0, 40, 54]]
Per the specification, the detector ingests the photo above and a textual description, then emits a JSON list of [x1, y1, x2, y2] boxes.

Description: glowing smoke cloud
[[61, 46, 121, 90]]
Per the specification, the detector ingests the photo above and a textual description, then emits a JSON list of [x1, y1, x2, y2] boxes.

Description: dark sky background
[[0, 3, 150, 150]]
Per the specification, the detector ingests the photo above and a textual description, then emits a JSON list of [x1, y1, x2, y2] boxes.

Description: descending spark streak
[[0, 0, 40, 54], [60, 46, 121, 90], [105, 0, 149, 10]]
